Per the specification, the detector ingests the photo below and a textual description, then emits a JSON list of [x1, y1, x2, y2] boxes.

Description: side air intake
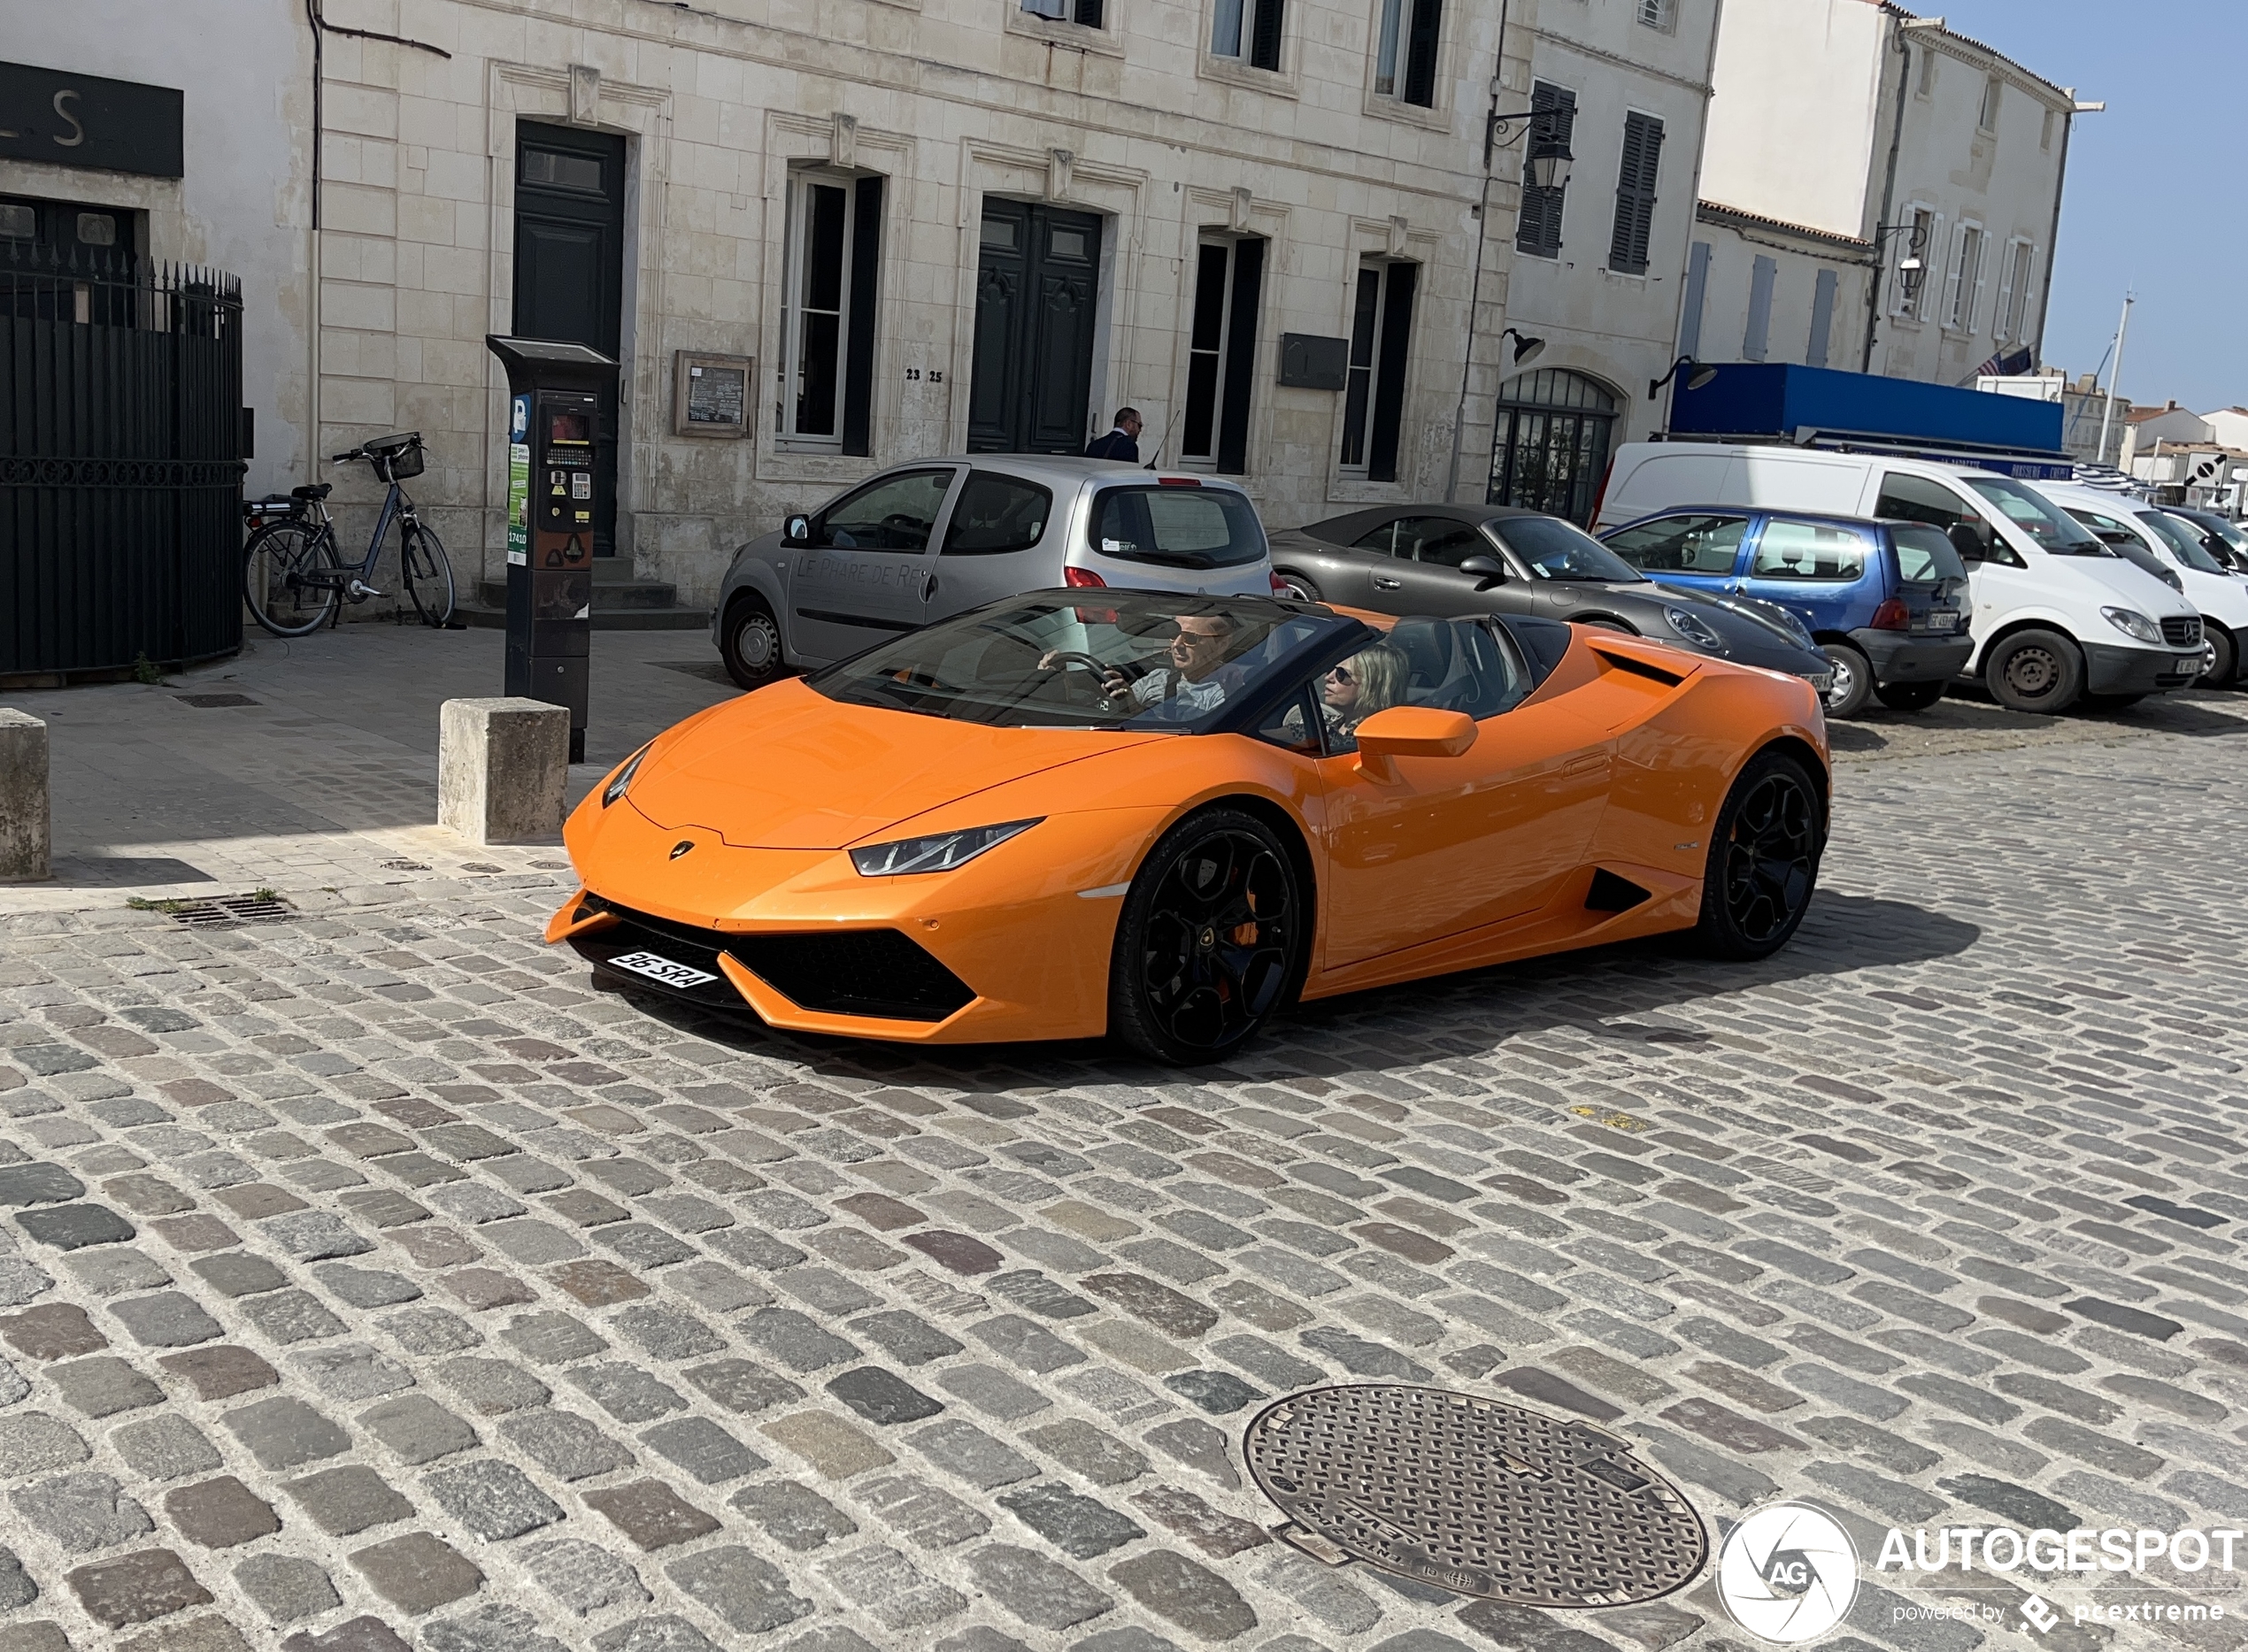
[[1585, 869, 1652, 912]]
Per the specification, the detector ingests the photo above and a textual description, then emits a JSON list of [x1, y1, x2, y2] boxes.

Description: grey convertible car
[[1267, 503, 1836, 692]]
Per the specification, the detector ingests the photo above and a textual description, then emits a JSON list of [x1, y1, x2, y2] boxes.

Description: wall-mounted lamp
[[1648, 356, 1717, 401], [1501, 327, 1546, 367], [1488, 106, 1574, 187]]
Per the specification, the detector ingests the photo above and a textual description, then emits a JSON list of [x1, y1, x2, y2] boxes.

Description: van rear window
[[1088, 486, 1266, 569], [1890, 525, 1966, 583]]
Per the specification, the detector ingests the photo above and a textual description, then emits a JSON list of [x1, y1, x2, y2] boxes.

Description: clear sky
[[1929, 0, 2237, 412]]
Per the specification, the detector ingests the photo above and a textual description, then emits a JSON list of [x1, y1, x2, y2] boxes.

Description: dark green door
[[512, 122, 626, 555], [968, 201, 1103, 453]]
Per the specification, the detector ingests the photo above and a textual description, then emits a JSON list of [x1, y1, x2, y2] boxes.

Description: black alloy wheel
[[1983, 626, 2083, 713], [1110, 808, 1304, 1064], [1874, 680, 1947, 711], [721, 596, 788, 689], [1694, 751, 1825, 960]]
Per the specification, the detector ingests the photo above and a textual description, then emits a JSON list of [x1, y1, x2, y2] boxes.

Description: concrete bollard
[[0, 710, 50, 883], [438, 697, 571, 846]]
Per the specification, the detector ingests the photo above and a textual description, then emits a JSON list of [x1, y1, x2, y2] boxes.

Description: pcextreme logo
[[1716, 1502, 1860, 1643]]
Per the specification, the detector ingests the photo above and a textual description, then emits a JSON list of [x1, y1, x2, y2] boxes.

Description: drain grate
[[163, 895, 296, 928], [380, 859, 432, 872], [1244, 1384, 1705, 1607], [174, 692, 259, 708]]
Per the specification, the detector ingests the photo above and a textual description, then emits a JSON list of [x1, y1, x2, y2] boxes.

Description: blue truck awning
[[1666, 363, 2070, 478]]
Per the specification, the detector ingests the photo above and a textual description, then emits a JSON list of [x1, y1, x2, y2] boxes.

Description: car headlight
[[2100, 606, 2162, 645], [601, 744, 652, 808], [1727, 597, 1815, 649], [851, 818, 1043, 877], [1664, 606, 1725, 651]]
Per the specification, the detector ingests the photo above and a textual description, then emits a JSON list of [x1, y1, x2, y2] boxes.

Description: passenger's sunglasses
[[1327, 665, 1356, 683]]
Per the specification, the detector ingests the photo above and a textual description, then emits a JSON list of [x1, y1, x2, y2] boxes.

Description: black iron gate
[[1, 245, 245, 678]]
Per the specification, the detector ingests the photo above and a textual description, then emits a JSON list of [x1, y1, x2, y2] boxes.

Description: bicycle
[[243, 431, 457, 636]]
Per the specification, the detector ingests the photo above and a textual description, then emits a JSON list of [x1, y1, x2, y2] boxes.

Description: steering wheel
[[1043, 651, 1111, 676], [881, 513, 929, 545]]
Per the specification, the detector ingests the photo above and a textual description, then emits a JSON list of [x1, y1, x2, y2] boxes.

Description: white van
[[1596, 443, 2206, 712], [2037, 482, 2244, 689]]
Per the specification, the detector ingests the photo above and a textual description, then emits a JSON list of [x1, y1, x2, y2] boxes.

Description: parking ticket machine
[[484, 334, 620, 763]]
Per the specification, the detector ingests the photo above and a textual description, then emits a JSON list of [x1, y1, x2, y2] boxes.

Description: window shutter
[[1514, 84, 1574, 257], [1607, 112, 1663, 274], [1806, 267, 1837, 368], [1991, 242, 2017, 341], [1678, 240, 1711, 358], [1073, 0, 1103, 25], [1368, 262, 1418, 481], [1249, 0, 1283, 71], [1744, 255, 1776, 362], [1940, 222, 1967, 330], [2011, 243, 2038, 341], [1401, 0, 1442, 107], [1969, 231, 1990, 336], [1217, 236, 1266, 473], [841, 175, 884, 457]]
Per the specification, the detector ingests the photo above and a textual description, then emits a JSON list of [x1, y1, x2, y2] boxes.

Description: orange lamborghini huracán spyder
[[547, 589, 1829, 1064]]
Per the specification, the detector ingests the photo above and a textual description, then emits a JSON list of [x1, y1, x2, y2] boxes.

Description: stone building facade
[[5, 0, 1550, 611]]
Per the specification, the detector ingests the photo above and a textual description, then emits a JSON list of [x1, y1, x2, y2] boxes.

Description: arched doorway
[[1487, 369, 1618, 525]]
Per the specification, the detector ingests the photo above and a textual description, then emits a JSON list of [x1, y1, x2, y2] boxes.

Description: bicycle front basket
[[367, 432, 426, 482]]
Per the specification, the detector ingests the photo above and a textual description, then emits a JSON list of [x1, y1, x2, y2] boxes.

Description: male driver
[[1105, 612, 1242, 714], [1084, 408, 1143, 463]]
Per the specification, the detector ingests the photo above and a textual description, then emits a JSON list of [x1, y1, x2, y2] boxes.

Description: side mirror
[[1946, 522, 1989, 565], [1458, 554, 1508, 590], [1352, 706, 1478, 783], [783, 514, 813, 545]]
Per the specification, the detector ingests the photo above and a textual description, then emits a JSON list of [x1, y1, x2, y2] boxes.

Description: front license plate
[[607, 949, 719, 989]]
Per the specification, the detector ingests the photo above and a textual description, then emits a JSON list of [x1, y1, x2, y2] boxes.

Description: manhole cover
[[174, 692, 258, 708], [1244, 1384, 1705, 1607]]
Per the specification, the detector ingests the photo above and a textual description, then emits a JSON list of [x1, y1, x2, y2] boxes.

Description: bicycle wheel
[[401, 523, 457, 626], [243, 522, 343, 636]]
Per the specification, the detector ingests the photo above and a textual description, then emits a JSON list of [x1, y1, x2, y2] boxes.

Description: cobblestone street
[[1, 651, 2246, 1652]]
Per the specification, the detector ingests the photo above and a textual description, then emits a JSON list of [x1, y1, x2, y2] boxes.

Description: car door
[[1736, 517, 1877, 633], [1306, 618, 1614, 968], [1597, 511, 1750, 600], [789, 467, 962, 661], [1359, 516, 1496, 616], [927, 469, 1058, 622]]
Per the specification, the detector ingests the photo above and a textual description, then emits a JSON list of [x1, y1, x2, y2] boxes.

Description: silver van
[[712, 456, 1278, 687]]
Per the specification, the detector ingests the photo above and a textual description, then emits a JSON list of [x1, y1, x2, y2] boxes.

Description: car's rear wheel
[[2200, 623, 2236, 688], [1820, 642, 1875, 718], [1272, 570, 1321, 603], [721, 595, 787, 690], [1982, 627, 2083, 713], [1874, 680, 1947, 711], [1109, 807, 1304, 1065], [1693, 749, 1825, 961]]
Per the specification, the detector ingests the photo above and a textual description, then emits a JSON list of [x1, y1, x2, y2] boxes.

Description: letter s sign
[[51, 88, 85, 148]]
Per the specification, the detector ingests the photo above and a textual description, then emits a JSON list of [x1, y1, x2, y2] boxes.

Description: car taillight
[[1156, 476, 1203, 487], [1064, 566, 1106, 588], [1269, 572, 1291, 595], [1870, 597, 1909, 631]]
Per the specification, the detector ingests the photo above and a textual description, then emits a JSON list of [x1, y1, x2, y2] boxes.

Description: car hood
[[622, 678, 1164, 849], [2059, 555, 2200, 619]]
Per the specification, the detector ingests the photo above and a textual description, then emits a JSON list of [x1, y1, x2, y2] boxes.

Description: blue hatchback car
[[1598, 507, 1975, 716]]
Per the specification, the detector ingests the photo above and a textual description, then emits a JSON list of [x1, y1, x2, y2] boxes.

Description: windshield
[[1087, 485, 1266, 569], [2183, 511, 2248, 554], [1491, 516, 1645, 583], [1965, 477, 2111, 556], [808, 592, 1348, 729], [2136, 511, 2229, 573], [1890, 524, 1967, 583]]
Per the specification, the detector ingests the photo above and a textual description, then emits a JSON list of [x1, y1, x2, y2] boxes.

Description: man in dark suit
[[1084, 408, 1143, 462]]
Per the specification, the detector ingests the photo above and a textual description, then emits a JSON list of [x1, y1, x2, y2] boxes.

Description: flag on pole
[[1976, 345, 2035, 379]]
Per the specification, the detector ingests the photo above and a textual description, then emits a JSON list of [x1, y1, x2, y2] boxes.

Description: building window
[[2040, 108, 2055, 150], [1636, 0, 1674, 31], [1979, 73, 2002, 133], [1895, 206, 1936, 318], [1514, 83, 1576, 257], [1182, 236, 1267, 474], [1488, 369, 1617, 526], [1678, 240, 1711, 358], [1916, 45, 1936, 97], [1340, 259, 1417, 482], [1212, 0, 1284, 68], [1023, 0, 1104, 24], [1607, 111, 1664, 275], [1807, 267, 1838, 368], [1743, 255, 1776, 362], [1944, 223, 1983, 332], [1373, 0, 1442, 106], [780, 168, 883, 455], [1994, 239, 2035, 342]]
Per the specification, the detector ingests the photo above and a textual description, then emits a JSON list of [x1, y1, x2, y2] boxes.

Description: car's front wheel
[[1982, 627, 2083, 713], [720, 595, 788, 690], [1693, 749, 1826, 961], [2200, 623, 2236, 688], [1109, 807, 1305, 1065]]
